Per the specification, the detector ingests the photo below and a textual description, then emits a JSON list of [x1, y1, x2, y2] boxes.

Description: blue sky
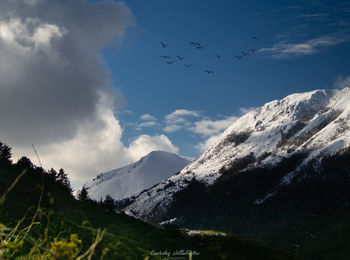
[[104, 0, 350, 157], [1, 0, 350, 185]]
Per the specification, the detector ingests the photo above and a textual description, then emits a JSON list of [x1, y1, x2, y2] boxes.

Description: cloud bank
[[0, 0, 178, 183]]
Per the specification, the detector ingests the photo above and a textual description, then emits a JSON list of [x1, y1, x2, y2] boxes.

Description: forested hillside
[[0, 141, 300, 259]]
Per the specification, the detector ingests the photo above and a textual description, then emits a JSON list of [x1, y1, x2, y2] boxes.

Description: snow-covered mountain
[[80, 151, 192, 201], [124, 88, 350, 222]]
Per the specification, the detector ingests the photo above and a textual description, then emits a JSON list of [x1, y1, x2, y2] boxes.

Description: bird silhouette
[[157, 38, 262, 72], [160, 42, 169, 48], [190, 42, 201, 46], [176, 56, 186, 61]]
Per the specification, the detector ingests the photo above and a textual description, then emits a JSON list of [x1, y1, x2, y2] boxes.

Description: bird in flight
[[166, 61, 174, 64], [160, 42, 169, 48], [195, 45, 204, 50], [176, 56, 186, 61], [241, 51, 249, 56], [235, 55, 243, 59], [251, 36, 259, 40], [161, 55, 172, 59], [190, 42, 201, 46], [204, 69, 214, 74], [216, 54, 222, 59], [185, 64, 192, 68]]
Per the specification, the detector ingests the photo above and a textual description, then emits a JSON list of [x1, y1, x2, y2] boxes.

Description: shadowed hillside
[[0, 141, 301, 259]]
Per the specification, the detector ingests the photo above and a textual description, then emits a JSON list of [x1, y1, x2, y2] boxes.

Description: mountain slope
[[82, 151, 191, 201], [125, 88, 350, 221], [123, 88, 350, 259], [0, 148, 302, 260]]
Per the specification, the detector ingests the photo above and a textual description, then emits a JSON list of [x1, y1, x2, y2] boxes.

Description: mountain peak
[[81, 150, 192, 201], [124, 88, 350, 221]]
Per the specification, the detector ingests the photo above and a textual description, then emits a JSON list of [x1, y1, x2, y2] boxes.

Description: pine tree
[[103, 195, 116, 213], [0, 141, 12, 164], [16, 156, 34, 169], [47, 168, 58, 183], [77, 186, 89, 201], [48, 168, 58, 178], [56, 168, 71, 190]]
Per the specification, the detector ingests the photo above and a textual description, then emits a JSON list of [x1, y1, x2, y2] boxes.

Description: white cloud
[[190, 116, 238, 152], [298, 13, 328, 19], [0, 1, 134, 150], [165, 109, 200, 122], [116, 109, 133, 115], [13, 93, 130, 182], [0, 18, 66, 61], [333, 75, 350, 89], [0, 1, 242, 187], [163, 109, 200, 133], [12, 94, 177, 182], [32, 22, 65, 47], [140, 114, 156, 121], [239, 107, 256, 114], [260, 35, 348, 58], [129, 114, 160, 130], [127, 134, 179, 161], [0, 0, 145, 184], [163, 124, 182, 133], [162, 109, 238, 153], [189, 116, 238, 137], [196, 134, 222, 152], [138, 121, 159, 128], [134, 121, 160, 130]]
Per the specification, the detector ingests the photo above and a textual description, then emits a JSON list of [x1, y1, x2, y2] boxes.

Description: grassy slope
[[0, 162, 302, 260]]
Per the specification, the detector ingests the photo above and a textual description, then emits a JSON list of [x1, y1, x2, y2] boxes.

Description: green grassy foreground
[[0, 142, 302, 259]]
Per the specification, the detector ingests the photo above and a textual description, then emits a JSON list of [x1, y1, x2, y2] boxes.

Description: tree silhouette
[[77, 186, 89, 201], [0, 141, 12, 164], [48, 168, 58, 179], [16, 156, 34, 170], [103, 194, 116, 213], [56, 168, 71, 190]]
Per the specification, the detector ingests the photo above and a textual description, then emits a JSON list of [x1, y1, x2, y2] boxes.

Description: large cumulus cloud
[[0, 0, 133, 146], [0, 0, 178, 183]]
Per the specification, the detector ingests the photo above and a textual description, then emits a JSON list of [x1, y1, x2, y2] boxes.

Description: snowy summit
[[80, 151, 192, 201], [124, 88, 350, 221]]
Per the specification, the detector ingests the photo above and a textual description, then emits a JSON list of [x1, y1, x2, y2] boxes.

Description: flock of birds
[[159, 37, 260, 74]]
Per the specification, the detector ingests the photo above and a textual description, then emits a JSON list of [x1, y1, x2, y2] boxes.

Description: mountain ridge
[[124, 88, 350, 222]]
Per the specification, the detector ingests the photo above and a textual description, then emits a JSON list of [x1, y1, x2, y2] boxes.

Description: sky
[[0, 0, 350, 187]]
